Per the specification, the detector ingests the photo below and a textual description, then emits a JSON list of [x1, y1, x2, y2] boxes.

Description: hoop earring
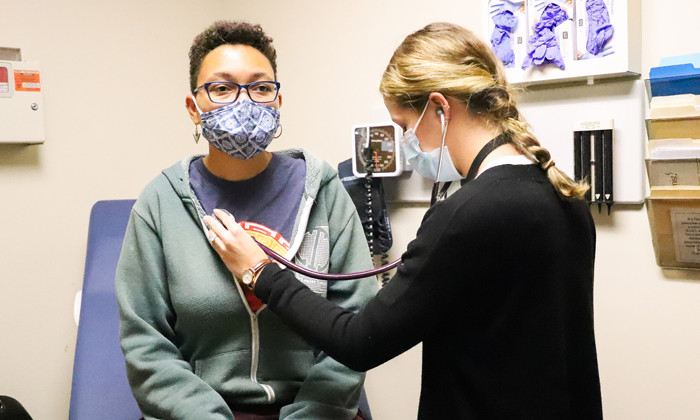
[[193, 124, 201, 144], [274, 124, 283, 139]]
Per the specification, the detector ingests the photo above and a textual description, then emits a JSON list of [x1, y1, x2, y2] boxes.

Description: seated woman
[[115, 20, 378, 420]]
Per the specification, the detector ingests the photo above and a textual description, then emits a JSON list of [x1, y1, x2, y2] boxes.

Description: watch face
[[242, 271, 253, 285]]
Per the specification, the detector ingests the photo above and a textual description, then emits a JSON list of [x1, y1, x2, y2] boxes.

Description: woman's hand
[[203, 209, 268, 279]]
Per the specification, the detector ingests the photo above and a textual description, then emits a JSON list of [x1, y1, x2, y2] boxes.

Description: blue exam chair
[[69, 200, 141, 419]]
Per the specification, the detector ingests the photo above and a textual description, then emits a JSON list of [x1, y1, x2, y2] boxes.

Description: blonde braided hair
[[379, 22, 588, 198]]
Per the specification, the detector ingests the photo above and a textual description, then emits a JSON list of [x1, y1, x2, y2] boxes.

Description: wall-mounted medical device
[[351, 123, 403, 178], [346, 122, 405, 284], [0, 54, 45, 144], [484, 0, 640, 86], [574, 119, 614, 214]]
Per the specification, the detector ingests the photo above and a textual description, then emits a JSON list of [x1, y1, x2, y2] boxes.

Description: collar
[[477, 155, 535, 178]]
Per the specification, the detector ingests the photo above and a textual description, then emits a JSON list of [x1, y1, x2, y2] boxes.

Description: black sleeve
[[254, 203, 465, 372]]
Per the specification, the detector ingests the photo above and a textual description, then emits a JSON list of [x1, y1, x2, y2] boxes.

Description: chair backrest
[[69, 200, 141, 420]]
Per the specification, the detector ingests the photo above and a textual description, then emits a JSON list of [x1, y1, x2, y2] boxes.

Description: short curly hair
[[188, 21, 278, 93]]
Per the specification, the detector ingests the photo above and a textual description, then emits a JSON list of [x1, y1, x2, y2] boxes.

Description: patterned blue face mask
[[195, 99, 280, 160], [400, 103, 463, 182]]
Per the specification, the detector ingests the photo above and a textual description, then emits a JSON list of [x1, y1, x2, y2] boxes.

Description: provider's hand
[[203, 209, 267, 279]]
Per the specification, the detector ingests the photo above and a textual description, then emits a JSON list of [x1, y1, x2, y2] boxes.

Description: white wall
[[1, 0, 700, 419]]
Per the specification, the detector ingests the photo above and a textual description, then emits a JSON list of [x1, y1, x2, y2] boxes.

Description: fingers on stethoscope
[[203, 209, 240, 246], [213, 208, 237, 230]]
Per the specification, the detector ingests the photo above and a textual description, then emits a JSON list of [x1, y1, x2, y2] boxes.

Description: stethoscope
[[249, 107, 512, 281]]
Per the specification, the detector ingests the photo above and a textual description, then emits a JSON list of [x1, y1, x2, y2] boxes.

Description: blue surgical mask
[[401, 104, 463, 182], [195, 99, 280, 160]]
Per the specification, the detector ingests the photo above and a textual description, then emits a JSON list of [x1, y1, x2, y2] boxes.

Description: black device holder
[[574, 125, 614, 214]]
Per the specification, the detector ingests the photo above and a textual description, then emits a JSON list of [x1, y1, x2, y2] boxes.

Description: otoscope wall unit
[[574, 119, 615, 213], [485, 0, 641, 86], [0, 47, 45, 144]]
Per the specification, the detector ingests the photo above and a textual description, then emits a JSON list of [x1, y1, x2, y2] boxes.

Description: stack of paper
[[646, 94, 700, 140], [650, 94, 700, 119]]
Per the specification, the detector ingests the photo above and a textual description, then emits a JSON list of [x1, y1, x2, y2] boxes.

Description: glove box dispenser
[[0, 60, 45, 144], [484, 0, 641, 86]]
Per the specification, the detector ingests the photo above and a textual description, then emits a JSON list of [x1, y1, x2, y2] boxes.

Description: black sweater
[[256, 164, 602, 420]]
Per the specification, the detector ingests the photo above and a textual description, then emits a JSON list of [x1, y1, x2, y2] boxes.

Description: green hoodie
[[115, 149, 379, 419]]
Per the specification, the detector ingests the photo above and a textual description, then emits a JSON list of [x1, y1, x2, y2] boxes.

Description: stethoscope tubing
[[255, 240, 402, 280]]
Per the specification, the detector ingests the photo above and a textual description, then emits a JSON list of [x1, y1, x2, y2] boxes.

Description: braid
[[502, 116, 589, 198]]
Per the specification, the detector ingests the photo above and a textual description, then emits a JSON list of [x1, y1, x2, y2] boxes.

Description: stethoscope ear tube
[[255, 239, 401, 280]]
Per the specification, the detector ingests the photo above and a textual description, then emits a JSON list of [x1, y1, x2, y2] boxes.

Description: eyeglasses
[[193, 81, 281, 104]]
